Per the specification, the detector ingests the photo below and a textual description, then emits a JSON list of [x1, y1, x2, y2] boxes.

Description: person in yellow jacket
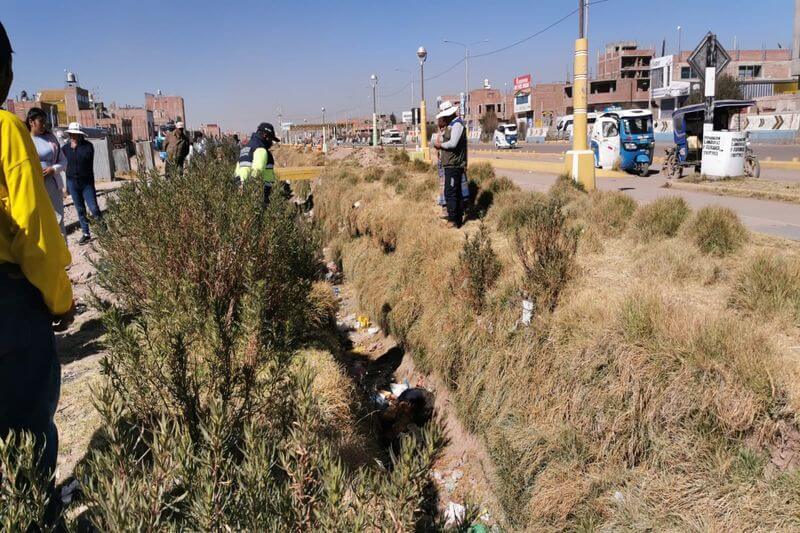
[[0, 22, 73, 489], [234, 122, 280, 204]]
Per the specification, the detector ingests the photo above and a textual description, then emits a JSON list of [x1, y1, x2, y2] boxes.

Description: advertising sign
[[514, 74, 532, 93], [401, 111, 413, 124], [650, 56, 691, 99], [514, 93, 532, 114]]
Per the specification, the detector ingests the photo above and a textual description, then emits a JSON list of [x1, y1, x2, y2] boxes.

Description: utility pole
[[370, 74, 378, 147], [321, 106, 327, 154], [564, 0, 595, 190], [792, 0, 800, 80], [418, 46, 430, 161]]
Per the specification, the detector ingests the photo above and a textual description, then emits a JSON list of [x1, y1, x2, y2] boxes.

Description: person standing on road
[[163, 121, 190, 176], [0, 21, 74, 504], [234, 122, 280, 205], [26, 107, 67, 239], [62, 122, 102, 245], [433, 101, 467, 228]]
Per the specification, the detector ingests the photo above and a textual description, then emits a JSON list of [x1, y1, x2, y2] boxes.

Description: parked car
[[381, 129, 404, 146]]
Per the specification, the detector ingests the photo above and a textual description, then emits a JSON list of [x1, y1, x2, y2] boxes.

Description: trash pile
[[373, 379, 435, 442]]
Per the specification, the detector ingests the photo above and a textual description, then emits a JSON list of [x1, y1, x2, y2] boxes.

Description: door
[[592, 117, 620, 169]]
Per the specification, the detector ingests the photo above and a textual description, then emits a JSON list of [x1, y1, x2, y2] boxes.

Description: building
[[563, 41, 654, 114], [201, 123, 222, 138], [651, 47, 799, 117], [38, 71, 92, 125], [146, 91, 186, 128], [439, 84, 514, 130], [530, 83, 569, 128], [109, 105, 155, 141], [5, 97, 60, 127]]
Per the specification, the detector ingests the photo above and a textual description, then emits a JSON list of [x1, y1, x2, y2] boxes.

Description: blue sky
[[2, 0, 795, 132]]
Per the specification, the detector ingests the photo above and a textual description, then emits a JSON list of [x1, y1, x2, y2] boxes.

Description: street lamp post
[[370, 74, 378, 147], [443, 38, 488, 136], [321, 106, 327, 153], [395, 67, 416, 148], [417, 46, 429, 161]]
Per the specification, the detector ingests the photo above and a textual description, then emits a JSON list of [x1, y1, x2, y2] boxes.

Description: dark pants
[[67, 179, 102, 237], [263, 182, 273, 206], [443, 166, 464, 227], [0, 271, 61, 482]]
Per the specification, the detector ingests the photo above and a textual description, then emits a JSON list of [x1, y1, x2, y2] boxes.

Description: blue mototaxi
[[590, 108, 654, 176]]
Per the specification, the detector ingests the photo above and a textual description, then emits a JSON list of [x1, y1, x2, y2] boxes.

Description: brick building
[[109, 105, 154, 141], [439, 88, 514, 130], [5, 99, 60, 127], [39, 85, 91, 125], [530, 83, 569, 127], [201, 123, 222, 138], [146, 92, 186, 128]]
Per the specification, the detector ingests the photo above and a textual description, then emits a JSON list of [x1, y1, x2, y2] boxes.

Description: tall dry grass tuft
[[632, 196, 690, 241], [730, 252, 800, 325], [486, 190, 548, 234], [577, 190, 637, 236], [451, 223, 502, 314], [685, 206, 748, 256], [514, 197, 579, 314]]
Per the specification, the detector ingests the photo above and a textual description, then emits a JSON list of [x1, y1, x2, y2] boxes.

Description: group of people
[[432, 100, 469, 228], [27, 113, 103, 245], [1, 21, 75, 519]]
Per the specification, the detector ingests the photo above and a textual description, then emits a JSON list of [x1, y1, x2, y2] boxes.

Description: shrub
[[410, 158, 431, 173], [584, 191, 636, 236], [548, 174, 586, 206], [382, 166, 407, 186], [467, 162, 495, 186], [364, 166, 384, 183], [389, 148, 410, 166], [488, 191, 548, 234], [686, 206, 748, 256], [632, 197, 690, 241], [0, 432, 53, 531], [730, 253, 800, 324], [514, 197, 579, 314], [451, 223, 502, 314]]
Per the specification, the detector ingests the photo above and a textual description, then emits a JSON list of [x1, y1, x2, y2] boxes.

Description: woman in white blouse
[[26, 107, 67, 238]]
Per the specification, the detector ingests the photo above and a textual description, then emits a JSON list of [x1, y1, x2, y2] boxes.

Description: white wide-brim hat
[[65, 122, 86, 135], [436, 100, 459, 119], [175, 121, 185, 129]]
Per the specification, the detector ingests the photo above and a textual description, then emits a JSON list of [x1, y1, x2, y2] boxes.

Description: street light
[[677, 26, 682, 59], [370, 74, 378, 147], [395, 67, 416, 147], [321, 106, 327, 153], [442, 38, 488, 134], [417, 46, 429, 159]]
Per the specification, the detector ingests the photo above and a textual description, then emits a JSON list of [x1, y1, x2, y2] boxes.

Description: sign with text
[[688, 32, 731, 82], [514, 93, 531, 113], [514, 74, 532, 93]]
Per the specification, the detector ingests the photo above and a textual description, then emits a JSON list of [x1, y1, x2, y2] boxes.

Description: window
[[602, 121, 618, 137], [738, 65, 762, 79], [623, 117, 652, 134]]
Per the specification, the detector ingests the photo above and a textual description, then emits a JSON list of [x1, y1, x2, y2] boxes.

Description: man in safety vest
[[235, 122, 280, 204]]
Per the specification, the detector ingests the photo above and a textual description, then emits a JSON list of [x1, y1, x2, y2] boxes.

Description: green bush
[[364, 166, 384, 183], [0, 432, 53, 531], [382, 166, 407, 186], [632, 197, 690, 241], [451, 223, 502, 314], [730, 253, 800, 324], [514, 197, 579, 314], [686, 206, 748, 256], [410, 158, 431, 173]]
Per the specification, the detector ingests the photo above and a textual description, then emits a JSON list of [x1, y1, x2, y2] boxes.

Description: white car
[[381, 130, 404, 145], [493, 124, 518, 149]]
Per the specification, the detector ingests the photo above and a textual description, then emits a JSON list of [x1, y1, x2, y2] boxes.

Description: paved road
[[499, 168, 800, 241], [472, 141, 799, 162]]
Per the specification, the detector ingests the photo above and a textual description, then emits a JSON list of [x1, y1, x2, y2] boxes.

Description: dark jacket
[[440, 117, 467, 169], [164, 129, 190, 162], [62, 138, 95, 184]]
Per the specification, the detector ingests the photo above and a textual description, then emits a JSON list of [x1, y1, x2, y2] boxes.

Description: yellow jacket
[[0, 110, 72, 314]]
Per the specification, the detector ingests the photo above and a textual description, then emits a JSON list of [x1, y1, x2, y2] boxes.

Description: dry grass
[[730, 252, 800, 326], [313, 151, 800, 530], [670, 178, 800, 204], [632, 196, 690, 241], [686, 206, 748, 256]]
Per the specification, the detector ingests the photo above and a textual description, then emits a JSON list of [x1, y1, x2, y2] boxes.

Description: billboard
[[514, 94, 531, 113], [514, 74, 532, 93], [401, 111, 413, 124]]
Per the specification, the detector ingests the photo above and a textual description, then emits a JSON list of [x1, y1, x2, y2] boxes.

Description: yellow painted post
[[564, 7, 596, 191]]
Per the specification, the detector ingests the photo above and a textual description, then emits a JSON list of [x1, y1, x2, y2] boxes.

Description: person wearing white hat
[[163, 121, 190, 176], [62, 121, 102, 244], [432, 100, 468, 228]]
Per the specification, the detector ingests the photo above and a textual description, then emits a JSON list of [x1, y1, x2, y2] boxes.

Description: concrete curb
[[470, 157, 631, 179], [666, 181, 800, 204]]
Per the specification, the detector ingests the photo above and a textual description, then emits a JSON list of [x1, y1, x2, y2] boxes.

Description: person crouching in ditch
[[432, 101, 467, 228], [0, 21, 74, 515], [235, 122, 280, 205]]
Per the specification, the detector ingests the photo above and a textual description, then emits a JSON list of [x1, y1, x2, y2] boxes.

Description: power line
[[378, 81, 412, 98], [428, 57, 466, 81], [472, 0, 610, 59]]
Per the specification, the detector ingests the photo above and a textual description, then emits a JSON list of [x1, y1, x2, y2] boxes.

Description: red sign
[[514, 74, 531, 93]]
